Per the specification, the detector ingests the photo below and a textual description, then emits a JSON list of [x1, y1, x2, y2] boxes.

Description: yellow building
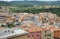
[[41, 28, 54, 39]]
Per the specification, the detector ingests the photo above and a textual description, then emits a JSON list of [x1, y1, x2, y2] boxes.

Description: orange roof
[[48, 25, 60, 31], [48, 25, 56, 29], [41, 28, 48, 31], [21, 24, 35, 28], [51, 28, 60, 31], [23, 26, 42, 32], [6, 16, 12, 18], [40, 25, 55, 31]]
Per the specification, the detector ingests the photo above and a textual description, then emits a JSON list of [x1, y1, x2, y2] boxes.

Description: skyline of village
[[0, 1, 60, 39], [0, 0, 60, 1]]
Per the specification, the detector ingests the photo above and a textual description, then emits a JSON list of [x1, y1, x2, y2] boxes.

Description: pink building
[[24, 26, 42, 39], [28, 31, 41, 39]]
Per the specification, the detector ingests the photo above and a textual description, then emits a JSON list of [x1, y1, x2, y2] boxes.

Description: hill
[[0, 1, 60, 6]]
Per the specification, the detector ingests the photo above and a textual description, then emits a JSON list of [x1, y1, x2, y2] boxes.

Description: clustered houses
[[23, 26, 54, 39], [0, 12, 60, 39], [0, 6, 17, 13], [41, 28, 54, 39], [22, 25, 60, 39]]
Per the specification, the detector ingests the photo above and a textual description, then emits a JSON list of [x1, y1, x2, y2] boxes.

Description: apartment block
[[41, 28, 54, 39]]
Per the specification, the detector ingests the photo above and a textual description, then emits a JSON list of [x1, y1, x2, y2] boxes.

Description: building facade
[[41, 28, 54, 39]]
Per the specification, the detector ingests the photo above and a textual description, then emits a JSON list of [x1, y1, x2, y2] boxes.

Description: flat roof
[[0, 29, 28, 39]]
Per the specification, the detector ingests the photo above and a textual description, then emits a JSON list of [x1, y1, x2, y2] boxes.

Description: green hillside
[[0, 1, 60, 6], [0, 1, 60, 16]]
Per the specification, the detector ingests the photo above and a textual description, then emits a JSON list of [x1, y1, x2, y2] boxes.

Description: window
[[45, 31, 47, 33], [57, 31, 59, 32], [54, 31, 56, 33], [28, 35, 29, 37], [47, 34, 51, 36], [37, 31, 39, 33], [40, 38, 41, 39], [32, 35, 33, 37], [40, 31, 41, 33], [37, 35, 39, 36], [31, 32, 33, 33], [45, 35, 46, 36]]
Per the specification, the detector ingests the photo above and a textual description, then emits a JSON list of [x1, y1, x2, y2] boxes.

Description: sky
[[0, 0, 60, 1]]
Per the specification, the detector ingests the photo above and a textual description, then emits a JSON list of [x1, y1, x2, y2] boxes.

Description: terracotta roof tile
[[23, 26, 42, 32]]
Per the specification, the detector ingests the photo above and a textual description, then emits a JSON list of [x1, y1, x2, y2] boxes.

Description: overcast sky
[[0, 0, 60, 1]]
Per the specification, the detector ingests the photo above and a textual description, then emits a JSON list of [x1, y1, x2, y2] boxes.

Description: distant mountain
[[0, 1, 60, 6]]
